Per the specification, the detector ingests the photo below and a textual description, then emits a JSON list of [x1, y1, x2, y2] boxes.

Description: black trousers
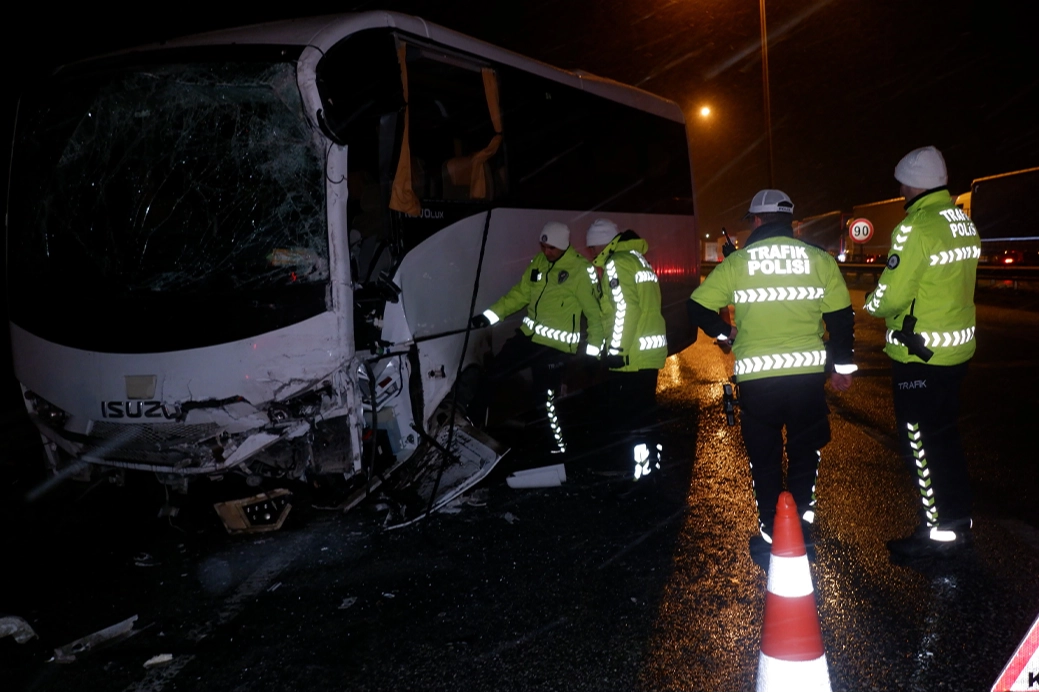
[[606, 369, 660, 443], [484, 332, 568, 394], [738, 372, 831, 536], [474, 332, 570, 450], [891, 361, 972, 527]]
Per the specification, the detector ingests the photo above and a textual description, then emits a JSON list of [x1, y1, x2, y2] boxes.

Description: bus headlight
[[25, 391, 69, 429]]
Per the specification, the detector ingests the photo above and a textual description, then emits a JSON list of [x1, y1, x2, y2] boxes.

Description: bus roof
[[971, 166, 1039, 185], [66, 11, 686, 124]]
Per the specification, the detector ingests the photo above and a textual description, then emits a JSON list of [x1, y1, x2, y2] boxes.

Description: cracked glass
[[9, 57, 330, 351]]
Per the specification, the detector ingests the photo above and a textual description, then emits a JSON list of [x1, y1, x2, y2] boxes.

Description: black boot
[[887, 518, 973, 562]]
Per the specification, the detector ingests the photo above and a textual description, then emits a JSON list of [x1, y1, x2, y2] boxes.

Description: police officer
[[864, 146, 980, 561], [470, 222, 603, 455], [687, 190, 856, 568], [585, 219, 668, 481]]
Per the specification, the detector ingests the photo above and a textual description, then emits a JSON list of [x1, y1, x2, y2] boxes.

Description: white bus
[[6, 12, 698, 511]]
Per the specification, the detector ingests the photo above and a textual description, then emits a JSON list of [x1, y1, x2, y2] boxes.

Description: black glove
[[721, 240, 736, 258], [603, 354, 626, 369], [469, 314, 491, 329]]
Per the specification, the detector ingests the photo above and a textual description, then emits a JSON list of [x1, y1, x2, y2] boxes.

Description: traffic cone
[[756, 491, 831, 692]]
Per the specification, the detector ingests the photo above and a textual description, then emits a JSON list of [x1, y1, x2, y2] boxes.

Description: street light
[[700, 105, 711, 118], [759, 0, 774, 188]]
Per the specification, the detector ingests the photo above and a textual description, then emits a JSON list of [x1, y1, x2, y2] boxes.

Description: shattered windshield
[[8, 55, 331, 352]]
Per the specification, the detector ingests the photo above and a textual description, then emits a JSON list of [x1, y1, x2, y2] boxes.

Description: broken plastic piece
[[0, 615, 37, 644], [506, 464, 567, 489], [134, 552, 160, 567], [144, 653, 174, 668], [213, 489, 292, 534], [52, 614, 139, 664]]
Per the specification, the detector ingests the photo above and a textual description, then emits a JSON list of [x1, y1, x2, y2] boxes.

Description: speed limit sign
[[848, 218, 874, 244]]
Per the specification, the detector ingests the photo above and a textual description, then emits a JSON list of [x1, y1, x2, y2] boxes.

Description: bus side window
[[405, 49, 504, 204]]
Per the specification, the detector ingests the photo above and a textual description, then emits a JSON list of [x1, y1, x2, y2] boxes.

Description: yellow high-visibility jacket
[[593, 235, 667, 372], [864, 189, 979, 365], [484, 246, 603, 354]]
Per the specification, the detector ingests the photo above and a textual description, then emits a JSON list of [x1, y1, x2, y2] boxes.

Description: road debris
[[134, 552, 160, 567], [506, 464, 566, 488], [338, 597, 357, 610], [213, 489, 292, 534], [144, 653, 173, 668], [0, 615, 37, 644], [52, 615, 139, 664], [382, 416, 507, 530]]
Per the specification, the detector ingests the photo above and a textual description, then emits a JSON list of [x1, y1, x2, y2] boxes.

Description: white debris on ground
[[144, 654, 174, 668]]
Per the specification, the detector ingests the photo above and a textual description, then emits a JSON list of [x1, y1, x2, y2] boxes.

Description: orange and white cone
[[756, 491, 831, 692]]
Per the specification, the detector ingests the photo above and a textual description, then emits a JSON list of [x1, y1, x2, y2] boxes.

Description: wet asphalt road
[[1, 283, 1038, 691]]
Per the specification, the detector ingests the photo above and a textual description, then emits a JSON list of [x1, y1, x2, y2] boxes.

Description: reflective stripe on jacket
[[592, 235, 667, 371], [485, 246, 603, 354], [690, 222, 852, 383], [864, 189, 979, 366]]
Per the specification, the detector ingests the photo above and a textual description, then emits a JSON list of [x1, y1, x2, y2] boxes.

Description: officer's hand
[[722, 241, 736, 258], [714, 326, 737, 354], [469, 314, 491, 329], [603, 354, 625, 369], [829, 373, 853, 392]]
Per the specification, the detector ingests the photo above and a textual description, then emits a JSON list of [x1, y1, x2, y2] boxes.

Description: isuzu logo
[[101, 401, 177, 419]]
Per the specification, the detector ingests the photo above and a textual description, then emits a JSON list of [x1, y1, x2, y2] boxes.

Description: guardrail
[[701, 261, 1039, 287]]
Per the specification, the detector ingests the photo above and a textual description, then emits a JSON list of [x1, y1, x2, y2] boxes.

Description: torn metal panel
[[384, 411, 508, 530]]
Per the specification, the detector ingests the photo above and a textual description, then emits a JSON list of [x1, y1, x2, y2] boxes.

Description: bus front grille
[[69, 421, 222, 466]]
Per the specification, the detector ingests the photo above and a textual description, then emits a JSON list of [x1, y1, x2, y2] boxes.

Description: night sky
[[3, 0, 1037, 234]]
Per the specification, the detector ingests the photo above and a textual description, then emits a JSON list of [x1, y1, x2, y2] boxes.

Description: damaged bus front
[[6, 50, 384, 493], [6, 13, 698, 512]]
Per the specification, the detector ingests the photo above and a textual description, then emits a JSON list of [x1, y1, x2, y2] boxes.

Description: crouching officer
[[470, 222, 603, 455], [585, 219, 668, 480], [687, 190, 856, 569]]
